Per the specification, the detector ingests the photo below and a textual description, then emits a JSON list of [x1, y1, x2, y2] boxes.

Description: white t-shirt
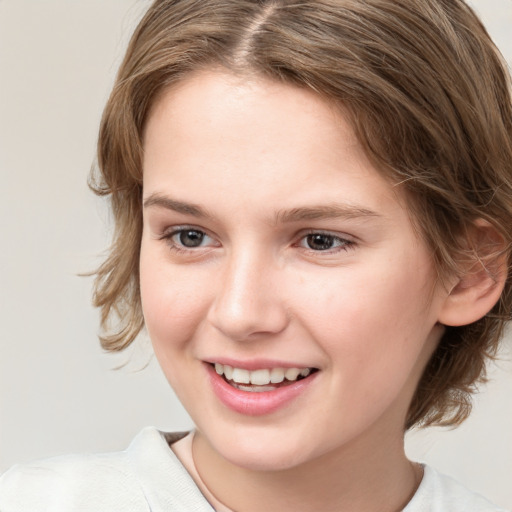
[[0, 427, 508, 511]]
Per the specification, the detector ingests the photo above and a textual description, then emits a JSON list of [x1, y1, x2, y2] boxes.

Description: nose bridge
[[208, 244, 288, 340]]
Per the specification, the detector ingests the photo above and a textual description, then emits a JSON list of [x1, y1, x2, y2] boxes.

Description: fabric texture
[[0, 427, 508, 512]]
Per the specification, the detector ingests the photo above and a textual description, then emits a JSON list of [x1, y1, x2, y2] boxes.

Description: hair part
[[90, 0, 512, 428]]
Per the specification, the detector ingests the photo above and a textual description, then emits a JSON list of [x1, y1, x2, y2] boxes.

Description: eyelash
[[297, 230, 356, 254], [159, 226, 356, 255], [159, 226, 218, 254]]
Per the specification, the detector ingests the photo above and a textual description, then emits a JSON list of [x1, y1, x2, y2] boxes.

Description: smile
[[213, 363, 314, 392], [206, 362, 319, 415]]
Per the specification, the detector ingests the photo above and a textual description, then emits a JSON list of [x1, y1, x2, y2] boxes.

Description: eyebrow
[[274, 204, 381, 223], [143, 194, 210, 218], [143, 193, 381, 223]]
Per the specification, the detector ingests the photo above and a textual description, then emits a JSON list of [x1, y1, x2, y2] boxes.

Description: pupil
[[180, 230, 204, 247], [307, 234, 334, 250]]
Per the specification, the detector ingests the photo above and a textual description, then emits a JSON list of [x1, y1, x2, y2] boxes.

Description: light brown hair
[[90, 0, 512, 429]]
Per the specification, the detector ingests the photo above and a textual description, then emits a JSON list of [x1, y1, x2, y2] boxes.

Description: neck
[[192, 424, 422, 512]]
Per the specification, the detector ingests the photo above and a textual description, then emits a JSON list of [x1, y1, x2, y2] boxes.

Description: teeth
[[285, 368, 300, 380], [250, 369, 270, 385], [231, 368, 250, 384], [213, 364, 313, 386], [233, 383, 276, 392], [300, 368, 311, 378], [224, 365, 233, 380], [270, 368, 285, 384]]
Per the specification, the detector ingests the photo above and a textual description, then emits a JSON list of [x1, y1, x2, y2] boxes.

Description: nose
[[207, 248, 289, 341]]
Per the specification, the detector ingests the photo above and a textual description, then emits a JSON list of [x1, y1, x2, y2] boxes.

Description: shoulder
[[0, 427, 212, 512], [0, 428, 163, 512], [405, 465, 510, 512], [0, 448, 148, 512]]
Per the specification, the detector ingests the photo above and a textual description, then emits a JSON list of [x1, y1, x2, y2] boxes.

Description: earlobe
[[438, 220, 508, 327]]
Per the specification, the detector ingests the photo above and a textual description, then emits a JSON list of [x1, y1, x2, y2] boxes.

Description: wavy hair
[[90, 0, 512, 428]]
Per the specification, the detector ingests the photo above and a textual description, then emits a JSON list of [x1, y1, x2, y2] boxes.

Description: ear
[[438, 219, 508, 327]]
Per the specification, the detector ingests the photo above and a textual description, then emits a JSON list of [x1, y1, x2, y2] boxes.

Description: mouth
[[211, 363, 318, 393]]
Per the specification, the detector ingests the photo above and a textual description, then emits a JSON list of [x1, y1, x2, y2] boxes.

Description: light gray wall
[[0, 0, 511, 508]]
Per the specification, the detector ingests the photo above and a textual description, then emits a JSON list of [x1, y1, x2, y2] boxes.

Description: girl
[[1, 1, 511, 510]]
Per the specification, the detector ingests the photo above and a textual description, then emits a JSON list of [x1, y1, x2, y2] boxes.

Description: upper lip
[[203, 358, 318, 371]]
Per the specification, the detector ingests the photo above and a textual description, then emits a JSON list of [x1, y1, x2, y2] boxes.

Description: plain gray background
[[1, 0, 511, 508]]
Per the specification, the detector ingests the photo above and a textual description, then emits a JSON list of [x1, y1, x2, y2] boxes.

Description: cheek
[[139, 249, 211, 353], [296, 259, 432, 332], [292, 256, 438, 374], [299, 270, 439, 431]]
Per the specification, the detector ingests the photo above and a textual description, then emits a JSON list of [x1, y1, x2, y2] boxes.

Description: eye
[[299, 232, 354, 252], [161, 227, 219, 251], [175, 229, 207, 248]]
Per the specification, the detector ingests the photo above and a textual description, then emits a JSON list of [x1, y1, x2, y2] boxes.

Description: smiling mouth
[[211, 363, 318, 392]]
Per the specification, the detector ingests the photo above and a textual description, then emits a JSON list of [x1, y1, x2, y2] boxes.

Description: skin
[[140, 69, 453, 511]]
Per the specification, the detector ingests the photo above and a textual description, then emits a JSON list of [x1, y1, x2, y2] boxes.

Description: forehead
[[145, 69, 357, 165], [142, 70, 407, 212]]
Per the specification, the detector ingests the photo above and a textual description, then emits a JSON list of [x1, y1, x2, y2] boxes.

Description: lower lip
[[206, 364, 318, 416]]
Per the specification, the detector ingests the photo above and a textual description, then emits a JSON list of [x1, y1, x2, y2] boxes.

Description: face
[[140, 70, 448, 471]]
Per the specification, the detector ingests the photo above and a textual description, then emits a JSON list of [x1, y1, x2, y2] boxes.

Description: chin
[[204, 423, 319, 472], [223, 445, 307, 472]]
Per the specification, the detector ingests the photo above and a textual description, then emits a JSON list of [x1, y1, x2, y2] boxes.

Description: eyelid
[[156, 224, 356, 255], [159, 225, 220, 249], [298, 228, 356, 242], [295, 229, 357, 253], [160, 224, 209, 237]]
